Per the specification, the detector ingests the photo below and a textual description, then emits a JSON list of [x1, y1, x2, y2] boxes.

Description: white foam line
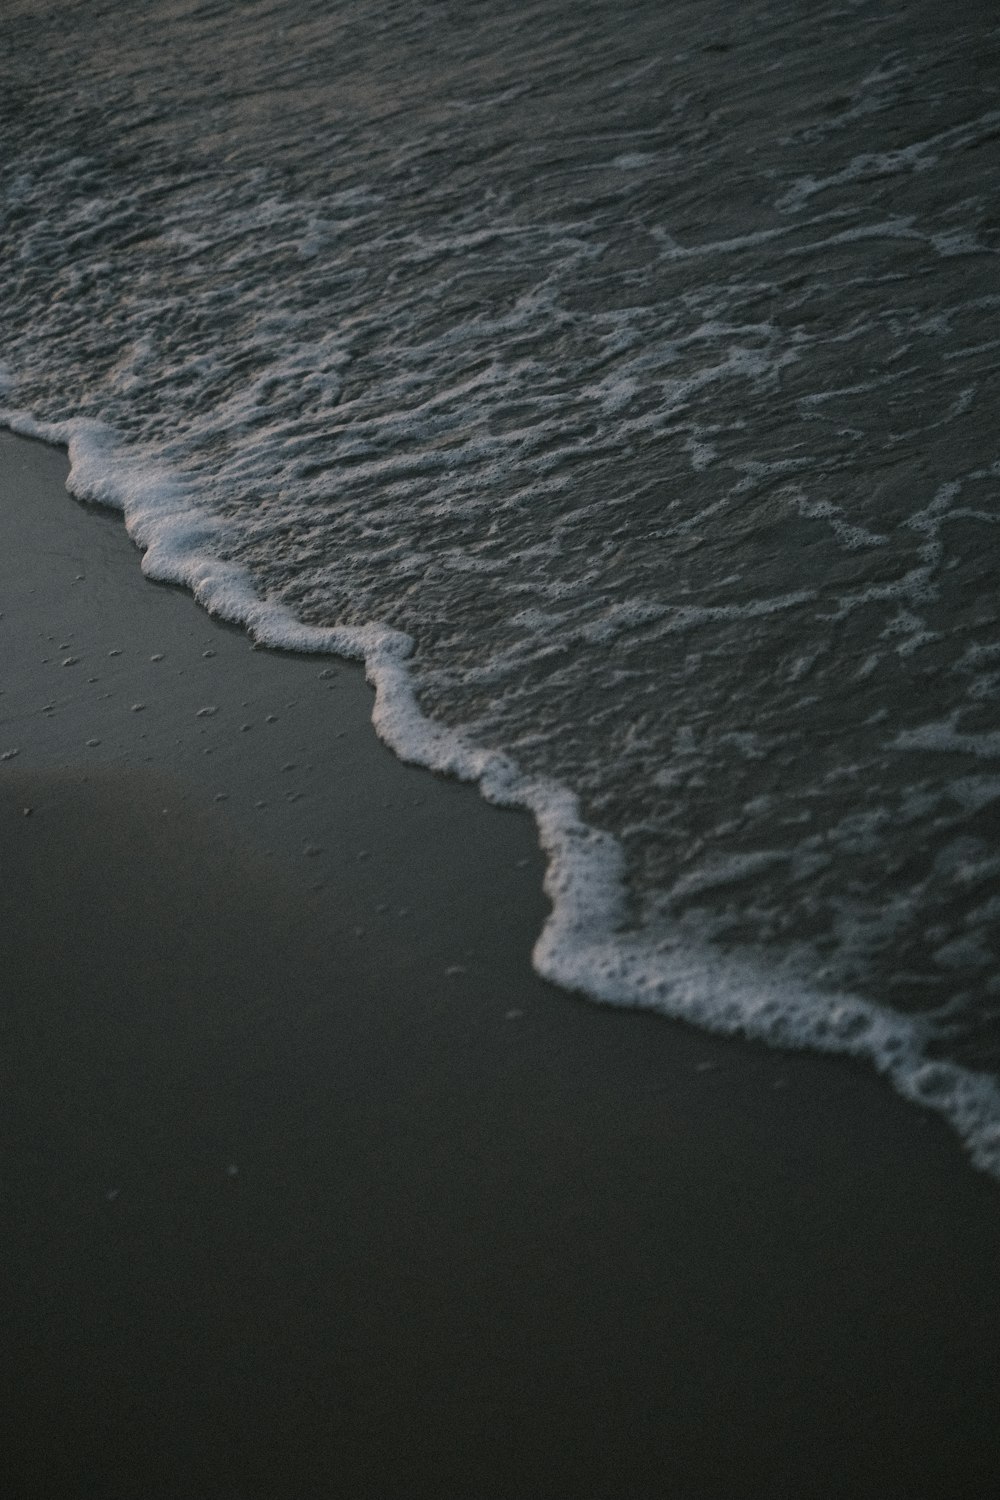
[[4, 403, 1000, 1181]]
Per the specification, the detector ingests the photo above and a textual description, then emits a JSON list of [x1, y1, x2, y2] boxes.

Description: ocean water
[[3, 0, 1000, 1171]]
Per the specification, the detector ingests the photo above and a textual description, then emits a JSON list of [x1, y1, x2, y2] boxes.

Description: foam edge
[[4, 406, 1000, 1181]]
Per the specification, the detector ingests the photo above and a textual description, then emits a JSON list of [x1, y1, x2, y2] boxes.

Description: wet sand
[[2, 427, 1000, 1498]]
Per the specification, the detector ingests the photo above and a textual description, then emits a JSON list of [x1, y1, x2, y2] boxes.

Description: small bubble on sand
[[265, 714, 278, 723], [86, 738, 100, 747], [254, 800, 267, 809], [87, 677, 99, 684], [202, 649, 216, 658], [319, 668, 335, 679], [150, 653, 164, 662], [196, 706, 218, 717], [108, 649, 122, 657], [61, 656, 79, 667], [131, 703, 146, 712], [214, 793, 229, 802]]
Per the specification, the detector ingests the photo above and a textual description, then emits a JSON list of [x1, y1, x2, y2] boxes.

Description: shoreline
[[5, 404, 999, 1177], [3, 426, 1000, 1497]]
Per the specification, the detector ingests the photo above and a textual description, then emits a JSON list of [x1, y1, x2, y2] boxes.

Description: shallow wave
[[3, 0, 1000, 1172], [3, 402, 1000, 1176]]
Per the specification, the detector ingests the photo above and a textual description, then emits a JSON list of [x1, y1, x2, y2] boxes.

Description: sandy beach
[[3, 426, 1000, 1498]]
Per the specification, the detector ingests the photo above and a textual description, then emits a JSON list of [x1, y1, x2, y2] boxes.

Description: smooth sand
[[2, 428, 1000, 1499]]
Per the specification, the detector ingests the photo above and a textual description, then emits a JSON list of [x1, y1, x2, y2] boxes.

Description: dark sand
[[2, 428, 1000, 1499]]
